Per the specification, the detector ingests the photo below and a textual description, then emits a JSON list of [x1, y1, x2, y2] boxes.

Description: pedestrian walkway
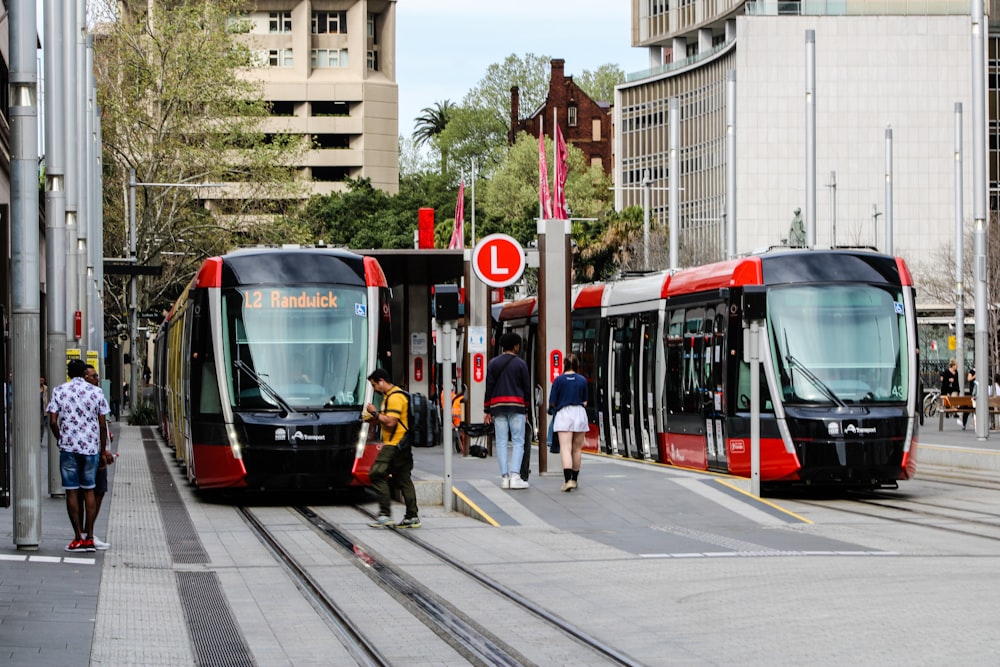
[[0, 417, 996, 664]]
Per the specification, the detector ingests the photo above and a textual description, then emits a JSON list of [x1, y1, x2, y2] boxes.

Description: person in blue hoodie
[[548, 353, 589, 492]]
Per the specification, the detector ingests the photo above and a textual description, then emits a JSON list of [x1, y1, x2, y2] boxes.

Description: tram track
[[239, 504, 641, 667], [793, 488, 1000, 544], [237, 506, 391, 667]]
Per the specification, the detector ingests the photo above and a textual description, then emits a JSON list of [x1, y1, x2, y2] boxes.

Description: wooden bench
[[937, 395, 1000, 430]]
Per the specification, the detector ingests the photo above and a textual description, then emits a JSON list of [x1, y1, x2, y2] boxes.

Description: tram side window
[[735, 361, 773, 412], [666, 304, 727, 415], [189, 290, 223, 417], [665, 309, 685, 413]]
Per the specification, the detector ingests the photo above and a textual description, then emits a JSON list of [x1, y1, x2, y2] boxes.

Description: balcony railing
[[745, 0, 970, 16], [625, 38, 735, 83]]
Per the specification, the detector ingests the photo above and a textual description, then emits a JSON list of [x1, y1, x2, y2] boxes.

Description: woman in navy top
[[549, 353, 589, 492]]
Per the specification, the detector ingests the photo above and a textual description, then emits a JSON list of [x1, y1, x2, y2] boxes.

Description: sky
[[395, 0, 649, 138]]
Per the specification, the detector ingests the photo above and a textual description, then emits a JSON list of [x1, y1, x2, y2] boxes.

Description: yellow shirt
[[381, 387, 409, 446]]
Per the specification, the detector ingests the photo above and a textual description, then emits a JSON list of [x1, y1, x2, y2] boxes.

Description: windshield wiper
[[785, 353, 846, 408], [234, 359, 297, 416]]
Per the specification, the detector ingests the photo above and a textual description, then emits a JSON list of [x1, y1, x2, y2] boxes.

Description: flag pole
[[538, 116, 544, 220], [552, 108, 558, 216]]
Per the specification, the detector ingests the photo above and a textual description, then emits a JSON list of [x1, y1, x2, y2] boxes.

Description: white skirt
[[552, 405, 588, 433]]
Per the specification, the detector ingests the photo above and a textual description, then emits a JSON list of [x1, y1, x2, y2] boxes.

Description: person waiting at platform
[[47, 359, 110, 552], [549, 353, 590, 492]]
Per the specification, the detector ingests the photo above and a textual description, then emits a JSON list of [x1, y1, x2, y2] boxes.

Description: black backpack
[[392, 389, 441, 449]]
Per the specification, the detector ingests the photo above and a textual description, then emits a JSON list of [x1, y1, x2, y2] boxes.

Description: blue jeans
[[493, 412, 525, 477]]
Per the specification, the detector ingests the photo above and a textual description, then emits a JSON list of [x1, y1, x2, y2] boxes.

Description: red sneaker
[[65, 539, 86, 552], [81, 538, 96, 552]]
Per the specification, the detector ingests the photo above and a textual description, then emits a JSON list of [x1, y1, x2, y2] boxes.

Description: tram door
[[607, 317, 637, 457], [705, 304, 728, 470], [665, 302, 727, 470], [632, 312, 658, 460]]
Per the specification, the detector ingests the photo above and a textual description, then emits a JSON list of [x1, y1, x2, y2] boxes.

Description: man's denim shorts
[[60, 451, 99, 490]]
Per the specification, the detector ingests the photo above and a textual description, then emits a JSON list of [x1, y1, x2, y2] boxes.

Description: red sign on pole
[[473, 353, 485, 382], [472, 234, 526, 288], [549, 349, 563, 383]]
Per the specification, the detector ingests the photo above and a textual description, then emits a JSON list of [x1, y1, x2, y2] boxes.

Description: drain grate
[[141, 427, 209, 564], [177, 571, 255, 667]]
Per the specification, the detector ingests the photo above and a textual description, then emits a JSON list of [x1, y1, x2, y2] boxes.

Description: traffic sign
[[472, 234, 526, 288]]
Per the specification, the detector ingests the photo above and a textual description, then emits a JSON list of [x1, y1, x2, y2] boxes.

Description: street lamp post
[[126, 169, 221, 411]]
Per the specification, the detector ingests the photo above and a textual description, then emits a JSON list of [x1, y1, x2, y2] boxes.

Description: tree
[[575, 64, 625, 104], [96, 0, 306, 327], [435, 106, 509, 178], [478, 131, 613, 254], [914, 221, 1000, 385], [412, 100, 455, 173], [463, 53, 551, 126]]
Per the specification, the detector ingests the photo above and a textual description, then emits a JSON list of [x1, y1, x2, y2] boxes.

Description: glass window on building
[[312, 11, 348, 34], [269, 11, 291, 33], [268, 49, 293, 68]]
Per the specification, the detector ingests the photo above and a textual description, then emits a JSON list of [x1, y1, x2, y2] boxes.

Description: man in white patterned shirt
[[47, 359, 110, 552]]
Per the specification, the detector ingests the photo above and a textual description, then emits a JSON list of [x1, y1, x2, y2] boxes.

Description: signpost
[[472, 234, 526, 289]]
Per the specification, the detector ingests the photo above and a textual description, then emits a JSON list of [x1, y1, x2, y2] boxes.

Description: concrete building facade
[[615, 0, 990, 278], [240, 0, 399, 196]]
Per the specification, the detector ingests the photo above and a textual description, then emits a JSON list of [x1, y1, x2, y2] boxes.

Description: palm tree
[[412, 100, 455, 173]]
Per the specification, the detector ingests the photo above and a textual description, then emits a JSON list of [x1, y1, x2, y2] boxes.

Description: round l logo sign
[[472, 234, 526, 288]]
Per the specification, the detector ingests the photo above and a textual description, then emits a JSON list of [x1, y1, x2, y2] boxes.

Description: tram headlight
[[227, 424, 242, 459], [355, 423, 369, 458]]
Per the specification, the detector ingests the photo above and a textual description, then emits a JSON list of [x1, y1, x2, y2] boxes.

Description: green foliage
[[463, 53, 552, 126], [128, 400, 158, 426], [436, 106, 510, 179], [96, 0, 306, 326], [575, 64, 626, 104]]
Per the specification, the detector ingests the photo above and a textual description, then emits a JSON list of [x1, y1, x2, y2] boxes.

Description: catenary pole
[[11, 0, 42, 549], [972, 0, 989, 439], [44, 0, 68, 496], [805, 30, 816, 247], [726, 70, 737, 259], [955, 104, 965, 395]]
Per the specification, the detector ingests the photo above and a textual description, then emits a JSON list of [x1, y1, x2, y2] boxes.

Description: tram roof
[[354, 249, 466, 287]]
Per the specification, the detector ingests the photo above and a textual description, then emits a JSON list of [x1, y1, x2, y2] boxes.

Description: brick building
[[509, 59, 612, 176]]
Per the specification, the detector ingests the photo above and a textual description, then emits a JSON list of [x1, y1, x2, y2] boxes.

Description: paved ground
[[0, 417, 997, 665]]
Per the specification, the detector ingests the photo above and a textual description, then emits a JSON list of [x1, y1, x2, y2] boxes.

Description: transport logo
[[291, 430, 326, 441], [844, 424, 876, 435]]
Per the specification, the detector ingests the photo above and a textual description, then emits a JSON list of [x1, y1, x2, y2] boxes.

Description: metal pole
[[726, 70, 737, 259], [749, 320, 761, 497], [642, 169, 651, 269], [828, 171, 837, 247], [11, 0, 42, 549], [44, 0, 68, 497], [972, 0, 989, 439], [64, 0, 78, 350], [442, 321, 454, 512], [471, 158, 477, 246], [129, 169, 138, 411], [885, 127, 893, 255], [669, 97, 679, 269], [805, 30, 816, 247], [955, 103, 965, 394]]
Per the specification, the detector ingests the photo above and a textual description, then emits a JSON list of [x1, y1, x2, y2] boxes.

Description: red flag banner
[[554, 122, 569, 219], [538, 126, 553, 219], [448, 180, 465, 249]]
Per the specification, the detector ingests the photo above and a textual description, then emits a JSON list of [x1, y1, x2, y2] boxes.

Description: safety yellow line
[[451, 486, 501, 527], [714, 479, 813, 524]]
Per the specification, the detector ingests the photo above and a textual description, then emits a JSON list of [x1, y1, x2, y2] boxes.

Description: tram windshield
[[222, 285, 371, 410], [768, 284, 909, 406]]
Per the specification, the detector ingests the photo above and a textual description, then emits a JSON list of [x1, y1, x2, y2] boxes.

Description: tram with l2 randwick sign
[[154, 247, 392, 491], [494, 249, 919, 487]]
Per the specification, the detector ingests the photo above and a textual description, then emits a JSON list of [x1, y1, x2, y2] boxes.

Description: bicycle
[[922, 389, 941, 419]]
